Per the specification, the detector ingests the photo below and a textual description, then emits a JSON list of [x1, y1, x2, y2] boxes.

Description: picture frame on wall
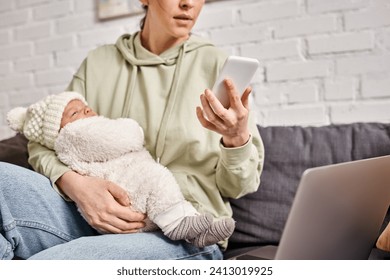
[[97, 0, 144, 20]]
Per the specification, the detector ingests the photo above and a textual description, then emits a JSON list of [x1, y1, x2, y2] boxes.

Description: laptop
[[237, 155, 390, 260]]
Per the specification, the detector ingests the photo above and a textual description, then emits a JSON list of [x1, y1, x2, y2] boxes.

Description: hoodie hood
[[115, 32, 216, 163], [115, 32, 214, 66]]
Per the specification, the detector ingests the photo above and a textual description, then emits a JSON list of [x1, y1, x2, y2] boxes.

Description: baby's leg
[[164, 213, 212, 241], [141, 162, 235, 247], [151, 197, 235, 247], [140, 164, 188, 221]]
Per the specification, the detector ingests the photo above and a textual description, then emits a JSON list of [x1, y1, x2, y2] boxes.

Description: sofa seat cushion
[[0, 134, 31, 169], [228, 122, 390, 248]]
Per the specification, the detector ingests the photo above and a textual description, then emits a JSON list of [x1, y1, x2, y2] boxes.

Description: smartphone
[[212, 55, 260, 108]]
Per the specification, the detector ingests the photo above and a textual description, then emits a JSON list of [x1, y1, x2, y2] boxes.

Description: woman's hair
[[139, 5, 148, 30]]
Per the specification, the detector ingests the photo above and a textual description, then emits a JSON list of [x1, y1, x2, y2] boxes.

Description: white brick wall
[[307, 32, 374, 54], [1, 0, 390, 140]]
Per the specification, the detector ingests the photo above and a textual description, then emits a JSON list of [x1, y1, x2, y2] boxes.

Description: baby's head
[[60, 98, 97, 128], [7, 91, 95, 149]]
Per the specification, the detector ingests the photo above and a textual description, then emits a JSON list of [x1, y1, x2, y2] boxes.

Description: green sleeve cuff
[[219, 134, 253, 167], [50, 166, 73, 201]]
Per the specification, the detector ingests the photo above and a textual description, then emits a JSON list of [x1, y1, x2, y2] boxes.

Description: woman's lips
[[173, 14, 193, 21]]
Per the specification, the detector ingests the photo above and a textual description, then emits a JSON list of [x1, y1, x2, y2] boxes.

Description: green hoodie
[[28, 32, 264, 249]]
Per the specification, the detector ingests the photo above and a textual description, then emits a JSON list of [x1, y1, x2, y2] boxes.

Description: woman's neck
[[140, 29, 189, 55]]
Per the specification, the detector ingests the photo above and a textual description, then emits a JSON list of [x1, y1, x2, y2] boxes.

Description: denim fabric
[[0, 162, 222, 260], [29, 232, 223, 260]]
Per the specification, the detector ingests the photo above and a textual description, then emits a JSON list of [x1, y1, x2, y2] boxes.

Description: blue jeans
[[0, 162, 223, 260]]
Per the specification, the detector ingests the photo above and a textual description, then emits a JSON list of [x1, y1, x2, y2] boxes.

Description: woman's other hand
[[196, 79, 251, 147], [57, 171, 146, 234]]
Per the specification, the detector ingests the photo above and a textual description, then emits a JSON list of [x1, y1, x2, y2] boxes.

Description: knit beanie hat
[[7, 91, 88, 150]]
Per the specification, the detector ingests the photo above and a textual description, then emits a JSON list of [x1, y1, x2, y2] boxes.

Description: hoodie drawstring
[[122, 64, 138, 117], [155, 43, 186, 163]]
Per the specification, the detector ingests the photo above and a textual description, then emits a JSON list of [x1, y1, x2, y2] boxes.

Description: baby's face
[[60, 99, 97, 128]]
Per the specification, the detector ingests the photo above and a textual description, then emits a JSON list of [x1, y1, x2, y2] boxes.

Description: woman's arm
[[28, 140, 146, 233], [57, 171, 146, 233], [196, 79, 264, 198]]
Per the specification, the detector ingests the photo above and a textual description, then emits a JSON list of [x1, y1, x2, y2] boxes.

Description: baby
[[7, 91, 235, 248]]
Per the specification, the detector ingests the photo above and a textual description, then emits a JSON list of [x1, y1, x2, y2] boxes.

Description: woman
[[0, 0, 264, 260]]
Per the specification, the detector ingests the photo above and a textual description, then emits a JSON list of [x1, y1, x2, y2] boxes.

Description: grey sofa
[[226, 122, 390, 260], [1, 122, 389, 259]]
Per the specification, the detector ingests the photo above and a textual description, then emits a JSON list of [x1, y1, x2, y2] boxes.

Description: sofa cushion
[[229, 122, 390, 248], [0, 134, 31, 169]]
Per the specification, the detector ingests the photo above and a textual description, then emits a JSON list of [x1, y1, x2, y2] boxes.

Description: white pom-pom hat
[[7, 91, 87, 150]]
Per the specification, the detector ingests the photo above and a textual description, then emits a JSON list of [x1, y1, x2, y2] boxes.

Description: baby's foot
[[165, 213, 213, 241], [190, 217, 235, 248]]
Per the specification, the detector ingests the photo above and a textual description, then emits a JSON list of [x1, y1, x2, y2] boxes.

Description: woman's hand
[[57, 171, 146, 234], [196, 79, 251, 147]]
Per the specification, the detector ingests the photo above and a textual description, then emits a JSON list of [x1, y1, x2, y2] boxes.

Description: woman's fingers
[[73, 176, 146, 234], [196, 79, 252, 147]]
